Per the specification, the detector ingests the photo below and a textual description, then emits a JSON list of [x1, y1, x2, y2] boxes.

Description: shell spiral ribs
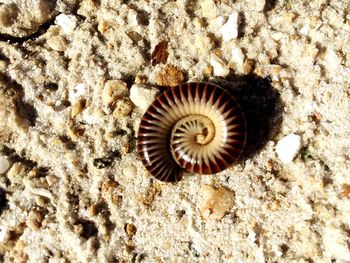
[[137, 82, 247, 182]]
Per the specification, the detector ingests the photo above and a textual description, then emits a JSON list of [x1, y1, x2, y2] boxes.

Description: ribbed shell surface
[[137, 82, 246, 182]]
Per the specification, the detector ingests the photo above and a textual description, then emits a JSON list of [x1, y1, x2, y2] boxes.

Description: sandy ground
[[0, 0, 350, 262]]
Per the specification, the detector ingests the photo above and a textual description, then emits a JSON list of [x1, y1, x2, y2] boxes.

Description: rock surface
[[0, 1, 350, 262]]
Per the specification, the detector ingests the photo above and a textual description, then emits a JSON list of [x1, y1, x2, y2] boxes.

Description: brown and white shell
[[137, 82, 247, 182]]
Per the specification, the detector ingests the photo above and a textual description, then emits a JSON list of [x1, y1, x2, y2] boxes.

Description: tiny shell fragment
[[275, 134, 302, 164], [55, 14, 78, 34], [102, 80, 128, 105], [231, 46, 245, 72], [220, 12, 239, 41], [198, 185, 235, 220], [113, 99, 133, 118], [123, 165, 137, 178]]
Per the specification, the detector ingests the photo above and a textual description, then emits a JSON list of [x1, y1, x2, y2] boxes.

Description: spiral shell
[[137, 82, 247, 182]]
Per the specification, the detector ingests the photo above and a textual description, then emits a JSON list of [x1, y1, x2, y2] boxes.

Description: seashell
[[137, 82, 246, 182]]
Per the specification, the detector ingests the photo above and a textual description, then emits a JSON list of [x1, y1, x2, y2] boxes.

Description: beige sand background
[[0, 0, 350, 262]]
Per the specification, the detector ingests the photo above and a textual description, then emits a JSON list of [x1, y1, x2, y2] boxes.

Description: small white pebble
[[55, 14, 78, 34], [210, 53, 230, 77], [275, 134, 302, 164], [123, 165, 137, 178], [130, 84, 158, 112], [0, 156, 10, 174], [220, 12, 239, 41], [231, 46, 245, 73]]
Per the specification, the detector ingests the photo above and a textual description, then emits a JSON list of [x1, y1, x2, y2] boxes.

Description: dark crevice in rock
[[264, 0, 278, 12], [0, 16, 56, 44], [0, 187, 8, 215]]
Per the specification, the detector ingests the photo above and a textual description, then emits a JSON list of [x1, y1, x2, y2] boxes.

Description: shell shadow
[[213, 74, 283, 160]]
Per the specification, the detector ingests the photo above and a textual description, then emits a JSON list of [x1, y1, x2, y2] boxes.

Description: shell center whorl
[[171, 114, 215, 147]]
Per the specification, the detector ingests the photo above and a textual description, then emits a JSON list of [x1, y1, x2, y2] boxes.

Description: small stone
[[199, 185, 235, 220], [123, 165, 137, 178], [102, 80, 128, 105], [275, 134, 302, 164], [125, 223, 137, 237], [7, 162, 26, 184], [113, 99, 133, 118], [55, 14, 78, 34], [71, 98, 86, 118], [26, 210, 44, 231], [231, 46, 245, 72], [47, 35, 68, 52], [220, 12, 240, 41], [156, 65, 185, 87], [210, 53, 230, 77], [77, 0, 99, 18], [130, 84, 158, 112], [200, 0, 218, 19], [0, 156, 10, 174]]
